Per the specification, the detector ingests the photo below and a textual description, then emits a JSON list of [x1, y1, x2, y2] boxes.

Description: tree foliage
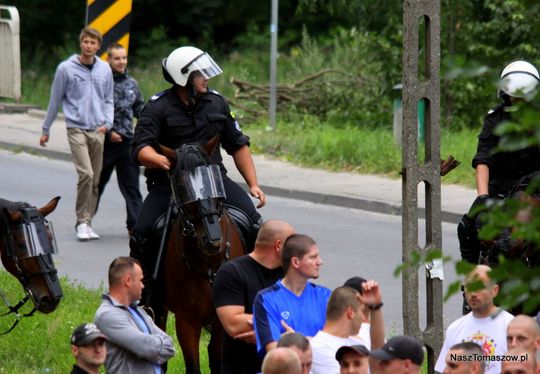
[[4, 0, 540, 129]]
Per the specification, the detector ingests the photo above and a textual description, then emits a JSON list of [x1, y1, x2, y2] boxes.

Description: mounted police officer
[[130, 46, 266, 305], [458, 60, 540, 266]]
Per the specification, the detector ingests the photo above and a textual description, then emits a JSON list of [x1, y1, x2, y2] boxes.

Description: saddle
[[150, 204, 258, 254], [222, 204, 259, 253]]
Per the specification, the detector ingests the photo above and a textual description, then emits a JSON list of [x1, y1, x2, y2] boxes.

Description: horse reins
[[0, 287, 36, 335]]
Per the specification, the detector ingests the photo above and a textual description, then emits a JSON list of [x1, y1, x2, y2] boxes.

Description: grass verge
[[0, 270, 210, 374], [246, 119, 479, 188]]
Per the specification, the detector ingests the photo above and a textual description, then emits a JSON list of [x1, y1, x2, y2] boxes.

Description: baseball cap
[[71, 323, 107, 346], [335, 344, 370, 362], [343, 276, 367, 294], [369, 335, 424, 366]]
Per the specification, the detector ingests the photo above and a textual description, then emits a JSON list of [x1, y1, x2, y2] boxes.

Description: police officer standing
[[458, 60, 540, 265], [130, 46, 266, 304]]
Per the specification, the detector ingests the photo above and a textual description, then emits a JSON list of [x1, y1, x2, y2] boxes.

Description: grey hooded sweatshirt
[[42, 54, 114, 135]]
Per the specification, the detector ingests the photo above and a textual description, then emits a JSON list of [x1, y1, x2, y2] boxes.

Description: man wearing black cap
[[369, 335, 424, 373], [70, 322, 108, 374], [335, 344, 371, 374]]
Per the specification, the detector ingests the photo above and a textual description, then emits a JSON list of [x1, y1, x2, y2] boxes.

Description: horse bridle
[[0, 207, 61, 334], [176, 202, 233, 284]]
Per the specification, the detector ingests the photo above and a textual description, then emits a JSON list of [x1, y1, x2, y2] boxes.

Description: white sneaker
[[76, 223, 90, 241], [87, 225, 100, 240]]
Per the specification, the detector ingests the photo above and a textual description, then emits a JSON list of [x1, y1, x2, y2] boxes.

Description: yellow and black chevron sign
[[85, 0, 133, 60]]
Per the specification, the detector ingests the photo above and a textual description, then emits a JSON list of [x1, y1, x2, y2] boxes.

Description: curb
[[0, 142, 462, 224]]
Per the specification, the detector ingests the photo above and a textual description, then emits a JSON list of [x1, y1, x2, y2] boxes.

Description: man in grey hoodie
[[39, 27, 114, 241], [94, 256, 175, 373]]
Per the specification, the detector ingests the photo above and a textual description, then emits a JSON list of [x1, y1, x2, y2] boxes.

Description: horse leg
[[176, 317, 203, 374], [208, 319, 224, 374]]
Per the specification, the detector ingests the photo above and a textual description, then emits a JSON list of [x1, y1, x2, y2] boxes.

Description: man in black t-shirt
[[213, 220, 295, 374]]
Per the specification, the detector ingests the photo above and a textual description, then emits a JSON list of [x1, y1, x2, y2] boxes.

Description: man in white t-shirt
[[343, 276, 372, 342], [310, 282, 385, 374], [435, 265, 514, 374]]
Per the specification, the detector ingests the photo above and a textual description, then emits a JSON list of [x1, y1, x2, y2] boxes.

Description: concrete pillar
[[402, 1, 443, 372]]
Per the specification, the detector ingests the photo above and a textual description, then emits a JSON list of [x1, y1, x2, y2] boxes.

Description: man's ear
[[491, 283, 500, 297], [71, 345, 79, 357], [291, 257, 300, 269], [274, 239, 283, 252], [124, 272, 132, 287]]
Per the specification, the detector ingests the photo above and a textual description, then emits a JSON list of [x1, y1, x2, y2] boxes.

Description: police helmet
[[498, 60, 540, 101], [162, 46, 222, 86]]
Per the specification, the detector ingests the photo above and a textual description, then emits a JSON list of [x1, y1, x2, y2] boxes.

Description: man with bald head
[[213, 220, 295, 374], [262, 347, 302, 374], [435, 265, 514, 374], [507, 315, 540, 353]]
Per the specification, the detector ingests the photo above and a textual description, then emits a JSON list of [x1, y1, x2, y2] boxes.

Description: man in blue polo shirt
[[253, 234, 331, 355]]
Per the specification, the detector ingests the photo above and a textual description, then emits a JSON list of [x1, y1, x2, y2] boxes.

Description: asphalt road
[[0, 150, 463, 332]]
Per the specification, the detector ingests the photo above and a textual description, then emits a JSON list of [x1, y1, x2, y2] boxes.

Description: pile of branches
[[227, 69, 364, 121]]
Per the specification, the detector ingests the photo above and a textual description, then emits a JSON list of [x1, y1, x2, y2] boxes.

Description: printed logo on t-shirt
[[463, 331, 496, 370], [281, 311, 290, 320]]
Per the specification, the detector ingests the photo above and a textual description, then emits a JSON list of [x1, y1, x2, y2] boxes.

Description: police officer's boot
[[458, 214, 481, 264], [129, 233, 155, 307]]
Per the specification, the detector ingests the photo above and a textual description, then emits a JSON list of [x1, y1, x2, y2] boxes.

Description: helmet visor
[[186, 53, 223, 80], [499, 72, 539, 100]]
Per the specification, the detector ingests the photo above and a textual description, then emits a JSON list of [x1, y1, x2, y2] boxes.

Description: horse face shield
[[172, 165, 227, 246], [5, 207, 62, 313], [6, 207, 58, 258], [172, 164, 226, 205]]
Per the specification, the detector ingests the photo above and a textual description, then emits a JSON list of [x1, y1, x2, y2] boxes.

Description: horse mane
[[174, 144, 212, 174], [0, 198, 28, 235]]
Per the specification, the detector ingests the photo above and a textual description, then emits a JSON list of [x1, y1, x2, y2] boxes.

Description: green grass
[[245, 119, 479, 188], [0, 270, 211, 374]]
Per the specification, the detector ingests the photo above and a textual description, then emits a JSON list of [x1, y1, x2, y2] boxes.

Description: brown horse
[[155, 142, 246, 373], [0, 197, 63, 332]]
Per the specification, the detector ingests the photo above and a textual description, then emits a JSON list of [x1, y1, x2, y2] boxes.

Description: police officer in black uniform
[[130, 46, 266, 303], [458, 60, 540, 266]]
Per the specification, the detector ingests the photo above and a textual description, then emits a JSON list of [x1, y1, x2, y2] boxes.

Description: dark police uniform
[[131, 87, 261, 240], [459, 102, 540, 265], [472, 103, 540, 198]]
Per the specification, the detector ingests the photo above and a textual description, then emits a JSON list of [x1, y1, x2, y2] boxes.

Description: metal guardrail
[[0, 5, 21, 101]]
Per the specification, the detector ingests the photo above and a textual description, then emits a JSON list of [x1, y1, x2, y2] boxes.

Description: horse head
[[0, 196, 63, 314], [169, 141, 226, 255]]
